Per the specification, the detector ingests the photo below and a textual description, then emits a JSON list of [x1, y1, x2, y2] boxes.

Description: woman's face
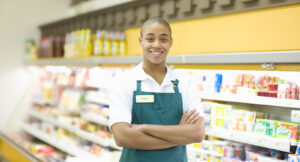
[[139, 22, 172, 66]]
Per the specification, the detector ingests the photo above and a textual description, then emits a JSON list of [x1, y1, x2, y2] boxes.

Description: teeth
[[152, 51, 161, 55]]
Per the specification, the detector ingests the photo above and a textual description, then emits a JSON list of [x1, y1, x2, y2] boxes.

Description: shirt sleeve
[[184, 76, 204, 117], [108, 75, 133, 130]]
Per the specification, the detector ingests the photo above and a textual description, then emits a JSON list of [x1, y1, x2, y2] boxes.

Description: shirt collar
[[135, 62, 176, 86]]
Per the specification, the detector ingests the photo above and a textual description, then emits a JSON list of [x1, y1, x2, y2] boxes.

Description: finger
[[186, 112, 199, 124], [186, 109, 197, 121], [190, 115, 200, 124], [181, 110, 190, 122]]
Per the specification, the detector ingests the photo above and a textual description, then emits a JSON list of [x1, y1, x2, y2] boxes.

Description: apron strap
[[171, 79, 179, 93], [136, 80, 142, 92]]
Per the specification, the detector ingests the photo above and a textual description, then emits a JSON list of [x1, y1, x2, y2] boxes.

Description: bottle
[[110, 30, 119, 56], [83, 29, 92, 57], [103, 30, 111, 56], [118, 31, 126, 56], [74, 30, 81, 57], [93, 29, 104, 56]]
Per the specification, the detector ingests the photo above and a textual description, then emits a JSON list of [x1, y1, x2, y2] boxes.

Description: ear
[[138, 37, 142, 46]]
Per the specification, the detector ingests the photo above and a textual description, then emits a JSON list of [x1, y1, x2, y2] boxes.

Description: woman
[[109, 17, 205, 162]]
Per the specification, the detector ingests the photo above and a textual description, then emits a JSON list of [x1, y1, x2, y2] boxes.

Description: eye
[[146, 37, 154, 41], [161, 38, 168, 43]]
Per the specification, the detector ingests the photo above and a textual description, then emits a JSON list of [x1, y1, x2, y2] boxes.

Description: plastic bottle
[[118, 31, 126, 56], [74, 30, 82, 57], [110, 30, 119, 56], [93, 29, 104, 56], [103, 30, 111, 56], [83, 29, 92, 57]]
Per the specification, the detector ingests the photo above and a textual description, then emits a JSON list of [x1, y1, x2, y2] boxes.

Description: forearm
[[141, 118, 204, 145], [112, 122, 177, 150]]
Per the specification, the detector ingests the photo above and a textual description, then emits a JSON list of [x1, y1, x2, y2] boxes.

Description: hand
[[179, 109, 199, 125]]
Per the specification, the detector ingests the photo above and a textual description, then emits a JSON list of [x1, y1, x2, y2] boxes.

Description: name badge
[[136, 95, 154, 103]]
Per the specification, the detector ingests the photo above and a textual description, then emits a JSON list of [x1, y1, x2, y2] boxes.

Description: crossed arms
[[111, 110, 205, 150]]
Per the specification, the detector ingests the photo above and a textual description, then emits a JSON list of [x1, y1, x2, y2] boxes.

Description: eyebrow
[[145, 33, 169, 37]]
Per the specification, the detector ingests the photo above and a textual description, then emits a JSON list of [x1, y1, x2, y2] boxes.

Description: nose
[[152, 39, 161, 48]]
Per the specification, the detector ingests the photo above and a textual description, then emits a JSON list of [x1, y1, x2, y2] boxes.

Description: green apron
[[119, 79, 187, 162]]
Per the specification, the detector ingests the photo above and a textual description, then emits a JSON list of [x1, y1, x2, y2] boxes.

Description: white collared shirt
[[108, 63, 203, 129]]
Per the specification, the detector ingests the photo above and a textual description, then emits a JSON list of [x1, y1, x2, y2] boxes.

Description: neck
[[143, 62, 167, 85]]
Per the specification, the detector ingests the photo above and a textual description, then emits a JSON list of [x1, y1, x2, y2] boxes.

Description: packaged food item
[[229, 109, 256, 132], [249, 75, 255, 88], [202, 102, 213, 126], [276, 121, 299, 141], [214, 73, 223, 93], [254, 119, 277, 137], [212, 104, 231, 128], [223, 145, 234, 158], [237, 74, 244, 87], [213, 140, 227, 155]]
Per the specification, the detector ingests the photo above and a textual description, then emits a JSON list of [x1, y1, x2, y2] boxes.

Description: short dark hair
[[140, 17, 172, 38]]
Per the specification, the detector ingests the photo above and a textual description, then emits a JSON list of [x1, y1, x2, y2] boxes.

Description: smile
[[150, 51, 163, 56]]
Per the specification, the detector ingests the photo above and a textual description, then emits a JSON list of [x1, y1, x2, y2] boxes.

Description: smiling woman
[[109, 17, 205, 162]]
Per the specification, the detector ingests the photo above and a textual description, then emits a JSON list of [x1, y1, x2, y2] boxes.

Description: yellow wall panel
[[125, 28, 141, 56], [0, 139, 31, 162], [125, 4, 300, 55]]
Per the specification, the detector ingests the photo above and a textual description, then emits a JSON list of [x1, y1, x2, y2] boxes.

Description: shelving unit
[[201, 92, 300, 109], [21, 50, 300, 161], [21, 124, 95, 158], [85, 95, 110, 105], [27, 110, 121, 150], [81, 113, 109, 127], [205, 127, 290, 152]]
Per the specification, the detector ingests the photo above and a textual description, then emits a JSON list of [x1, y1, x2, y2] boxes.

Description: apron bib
[[119, 79, 187, 162]]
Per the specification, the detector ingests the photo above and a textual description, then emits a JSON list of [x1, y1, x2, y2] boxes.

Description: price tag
[[291, 110, 300, 123], [275, 142, 279, 146], [258, 138, 262, 142]]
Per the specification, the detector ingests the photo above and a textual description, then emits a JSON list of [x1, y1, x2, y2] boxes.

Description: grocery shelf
[[31, 99, 57, 106], [75, 129, 109, 147], [205, 127, 290, 152], [21, 124, 94, 157], [85, 95, 110, 105], [81, 113, 109, 127], [28, 110, 77, 132], [28, 110, 120, 150], [108, 139, 122, 150], [23, 50, 300, 66], [201, 92, 300, 109]]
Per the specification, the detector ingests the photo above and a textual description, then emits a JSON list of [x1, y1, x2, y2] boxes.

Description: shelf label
[[291, 110, 300, 123]]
